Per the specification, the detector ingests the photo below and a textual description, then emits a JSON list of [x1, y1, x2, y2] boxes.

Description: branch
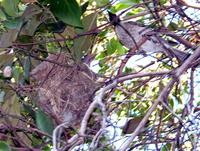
[[177, 0, 200, 9], [119, 46, 200, 151], [79, 80, 117, 136], [52, 122, 69, 151], [163, 31, 195, 49], [117, 37, 147, 75], [66, 71, 170, 149]]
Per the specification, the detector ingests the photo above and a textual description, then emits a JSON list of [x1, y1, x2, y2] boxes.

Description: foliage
[[0, 0, 200, 150]]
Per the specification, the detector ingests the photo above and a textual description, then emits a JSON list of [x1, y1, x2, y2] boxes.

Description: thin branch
[[120, 46, 200, 151], [176, 0, 200, 9], [52, 122, 69, 151], [68, 71, 171, 149]]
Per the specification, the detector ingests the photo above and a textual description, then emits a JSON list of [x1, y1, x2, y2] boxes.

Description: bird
[[108, 11, 190, 63], [122, 117, 149, 134]]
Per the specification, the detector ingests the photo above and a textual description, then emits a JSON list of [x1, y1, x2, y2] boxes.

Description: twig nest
[[31, 53, 100, 126]]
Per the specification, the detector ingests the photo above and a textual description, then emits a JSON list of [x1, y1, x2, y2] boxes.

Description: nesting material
[[31, 53, 99, 126]]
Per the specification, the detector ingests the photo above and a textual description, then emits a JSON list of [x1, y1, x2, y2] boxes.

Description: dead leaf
[[0, 54, 14, 68], [1, 92, 21, 126], [0, 29, 19, 48]]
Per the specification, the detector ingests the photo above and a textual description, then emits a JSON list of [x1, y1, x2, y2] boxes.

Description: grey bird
[[108, 11, 190, 63]]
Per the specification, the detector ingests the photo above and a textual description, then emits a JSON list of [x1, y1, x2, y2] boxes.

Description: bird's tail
[[172, 48, 190, 63]]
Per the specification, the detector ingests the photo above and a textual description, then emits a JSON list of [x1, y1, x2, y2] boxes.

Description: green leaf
[[106, 38, 126, 55], [31, 135, 42, 147], [127, 8, 143, 16], [72, 12, 97, 61], [116, 44, 126, 55], [0, 9, 6, 21], [95, 0, 109, 7], [167, 22, 178, 31], [124, 67, 133, 74], [161, 143, 172, 151], [110, 0, 142, 12], [1, 0, 20, 17], [168, 97, 174, 109], [12, 65, 23, 82], [35, 109, 54, 135], [106, 38, 117, 55], [121, 0, 141, 3], [110, 3, 130, 12], [0, 90, 5, 103], [4, 18, 23, 29], [23, 104, 35, 119], [42, 145, 52, 151], [17, 35, 33, 43], [0, 141, 11, 151], [160, 0, 168, 5], [96, 51, 105, 60], [132, 0, 141, 3], [50, 0, 82, 27], [23, 56, 31, 82]]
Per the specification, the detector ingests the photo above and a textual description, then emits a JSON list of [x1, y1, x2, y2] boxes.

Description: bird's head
[[108, 11, 120, 25]]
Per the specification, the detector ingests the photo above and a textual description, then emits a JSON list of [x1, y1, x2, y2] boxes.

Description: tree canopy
[[0, 0, 200, 150]]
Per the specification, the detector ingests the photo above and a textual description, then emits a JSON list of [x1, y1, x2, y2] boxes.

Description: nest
[[30, 53, 99, 126]]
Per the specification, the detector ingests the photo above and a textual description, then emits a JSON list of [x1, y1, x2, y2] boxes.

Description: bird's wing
[[115, 22, 146, 49]]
